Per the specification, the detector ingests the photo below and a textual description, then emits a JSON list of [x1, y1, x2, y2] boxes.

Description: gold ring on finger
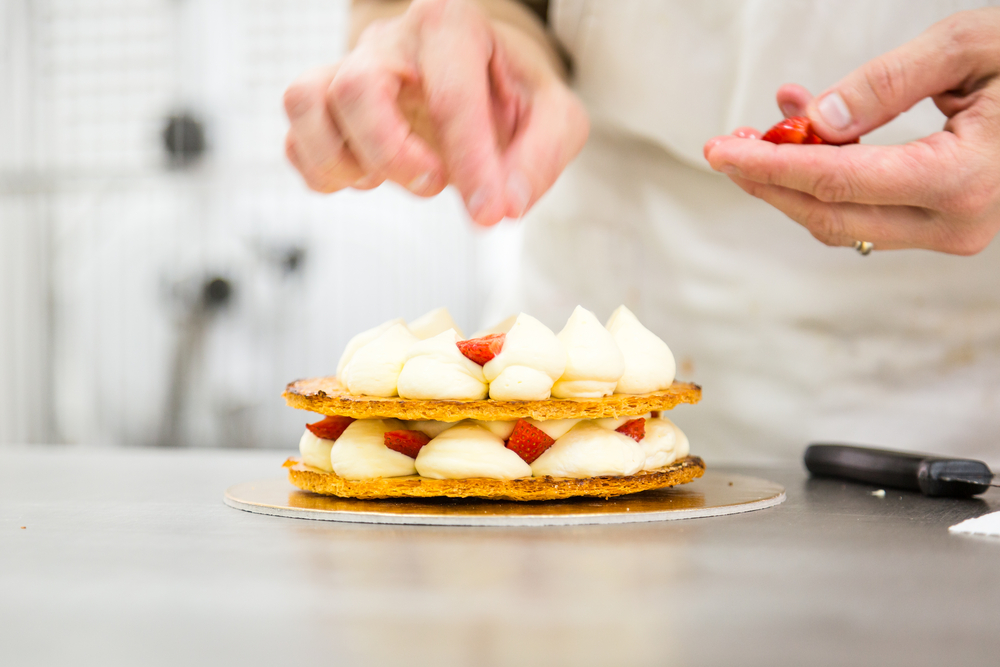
[[853, 240, 874, 256]]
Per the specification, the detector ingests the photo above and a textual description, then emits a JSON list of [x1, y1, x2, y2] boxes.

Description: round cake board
[[224, 470, 785, 527]]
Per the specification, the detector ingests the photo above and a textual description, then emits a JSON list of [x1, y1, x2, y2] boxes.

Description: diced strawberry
[[761, 116, 858, 146], [383, 429, 431, 458], [306, 415, 355, 441], [456, 333, 505, 366], [761, 116, 816, 144], [616, 418, 646, 442], [505, 419, 555, 464]]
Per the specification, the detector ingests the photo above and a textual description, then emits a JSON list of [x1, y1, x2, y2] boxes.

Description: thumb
[[807, 16, 981, 143]]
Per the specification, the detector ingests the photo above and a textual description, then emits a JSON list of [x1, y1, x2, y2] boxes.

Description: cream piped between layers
[[301, 416, 690, 480], [414, 421, 531, 479], [328, 419, 417, 479]]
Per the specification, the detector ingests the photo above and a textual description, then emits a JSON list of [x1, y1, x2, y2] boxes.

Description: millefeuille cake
[[283, 305, 703, 501]]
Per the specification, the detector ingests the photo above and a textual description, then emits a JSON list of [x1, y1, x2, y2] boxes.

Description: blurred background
[[0, 0, 520, 448]]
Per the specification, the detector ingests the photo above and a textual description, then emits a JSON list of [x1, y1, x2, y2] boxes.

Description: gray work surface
[[2, 446, 997, 667]]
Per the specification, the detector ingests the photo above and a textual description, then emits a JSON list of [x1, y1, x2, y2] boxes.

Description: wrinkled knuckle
[[935, 14, 978, 59], [803, 206, 845, 241], [811, 170, 854, 203], [864, 55, 909, 107]]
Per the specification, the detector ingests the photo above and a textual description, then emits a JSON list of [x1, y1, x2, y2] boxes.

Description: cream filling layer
[[414, 422, 531, 480], [329, 418, 417, 479], [639, 417, 689, 470], [313, 418, 689, 480], [299, 429, 335, 472], [530, 421, 645, 478]]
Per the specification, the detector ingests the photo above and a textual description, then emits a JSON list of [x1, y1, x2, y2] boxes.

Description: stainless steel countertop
[[2, 446, 998, 667]]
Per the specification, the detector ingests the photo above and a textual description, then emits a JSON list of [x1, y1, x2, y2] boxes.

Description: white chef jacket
[[490, 0, 1000, 464]]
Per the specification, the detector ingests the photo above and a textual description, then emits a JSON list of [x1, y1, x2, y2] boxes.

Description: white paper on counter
[[949, 511, 1000, 538]]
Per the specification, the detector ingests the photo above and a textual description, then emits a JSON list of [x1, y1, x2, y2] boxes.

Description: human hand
[[703, 8, 1000, 255], [282, 0, 589, 226]]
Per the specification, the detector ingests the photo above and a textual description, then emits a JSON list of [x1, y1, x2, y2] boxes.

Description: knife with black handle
[[804, 443, 999, 498]]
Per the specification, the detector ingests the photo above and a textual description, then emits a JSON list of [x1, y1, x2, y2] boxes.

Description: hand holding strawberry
[[704, 8, 1000, 255]]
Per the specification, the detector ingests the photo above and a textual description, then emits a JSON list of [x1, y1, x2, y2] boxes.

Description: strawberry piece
[[761, 116, 817, 144], [761, 116, 859, 146], [616, 418, 646, 442], [306, 415, 355, 441], [383, 429, 431, 458], [505, 419, 555, 464], [456, 333, 505, 366]]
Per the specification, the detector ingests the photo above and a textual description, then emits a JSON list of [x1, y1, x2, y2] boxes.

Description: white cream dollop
[[640, 417, 690, 470], [408, 307, 464, 340], [397, 329, 489, 400], [551, 306, 625, 398], [336, 317, 405, 378], [329, 418, 417, 479], [530, 421, 645, 478], [340, 323, 419, 397], [471, 419, 517, 440], [299, 429, 335, 472], [606, 305, 676, 394], [593, 414, 647, 431], [482, 313, 567, 400], [415, 421, 531, 479], [405, 420, 458, 439], [525, 418, 581, 440]]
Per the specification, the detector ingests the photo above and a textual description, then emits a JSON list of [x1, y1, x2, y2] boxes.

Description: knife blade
[[804, 443, 998, 498]]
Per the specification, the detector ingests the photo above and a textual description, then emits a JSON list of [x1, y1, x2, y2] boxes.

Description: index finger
[[705, 132, 963, 208], [413, 3, 507, 225]]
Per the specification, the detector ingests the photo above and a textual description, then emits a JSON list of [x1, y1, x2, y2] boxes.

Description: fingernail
[[721, 164, 742, 177], [505, 171, 532, 219], [818, 92, 852, 130], [468, 185, 492, 219], [780, 103, 797, 118], [705, 138, 724, 152], [408, 171, 432, 194]]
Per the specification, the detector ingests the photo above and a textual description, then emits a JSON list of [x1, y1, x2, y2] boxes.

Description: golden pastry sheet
[[283, 376, 701, 421], [284, 455, 705, 501]]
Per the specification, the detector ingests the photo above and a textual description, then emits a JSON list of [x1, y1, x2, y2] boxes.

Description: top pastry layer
[[284, 376, 701, 421]]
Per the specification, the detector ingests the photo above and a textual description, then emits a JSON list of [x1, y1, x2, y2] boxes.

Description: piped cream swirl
[[482, 313, 567, 400], [551, 306, 625, 398]]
